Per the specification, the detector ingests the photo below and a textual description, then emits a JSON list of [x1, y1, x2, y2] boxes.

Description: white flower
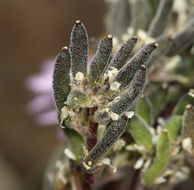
[[106, 67, 118, 80], [110, 112, 119, 121], [102, 158, 111, 165], [110, 81, 121, 91], [127, 27, 134, 36], [64, 148, 76, 161], [113, 139, 126, 151], [134, 158, 144, 169], [137, 29, 155, 44], [68, 109, 76, 118], [154, 176, 166, 184], [60, 106, 68, 125], [125, 111, 134, 119], [142, 159, 151, 171], [102, 158, 117, 173], [55, 160, 67, 184], [182, 137, 193, 154], [163, 169, 174, 176], [125, 145, 136, 151], [188, 89, 194, 98], [174, 171, 187, 180], [171, 146, 180, 156], [83, 162, 91, 170], [126, 144, 146, 152], [75, 72, 84, 81], [164, 56, 181, 71]]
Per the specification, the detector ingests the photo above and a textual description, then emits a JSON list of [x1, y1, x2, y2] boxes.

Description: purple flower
[[26, 59, 58, 126]]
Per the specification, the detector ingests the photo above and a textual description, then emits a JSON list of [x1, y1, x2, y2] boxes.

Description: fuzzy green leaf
[[128, 115, 154, 150], [148, 85, 168, 120], [165, 115, 182, 143], [136, 97, 153, 125], [172, 94, 193, 115], [62, 127, 85, 159], [143, 130, 170, 185], [183, 105, 194, 142]]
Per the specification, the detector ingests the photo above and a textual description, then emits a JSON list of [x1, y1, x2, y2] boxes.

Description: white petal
[[110, 112, 119, 121], [182, 137, 193, 154], [83, 162, 91, 170], [64, 148, 76, 161], [110, 81, 121, 91], [163, 169, 174, 176], [125, 111, 134, 119], [75, 72, 84, 81], [102, 158, 111, 166], [143, 159, 151, 171], [154, 176, 166, 184], [188, 89, 194, 98], [134, 158, 144, 169], [126, 145, 136, 151], [60, 106, 68, 124]]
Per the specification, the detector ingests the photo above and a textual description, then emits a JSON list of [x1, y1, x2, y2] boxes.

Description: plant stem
[[81, 106, 98, 190]]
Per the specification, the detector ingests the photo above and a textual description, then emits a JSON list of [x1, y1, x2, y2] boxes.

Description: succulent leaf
[[89, 35, 112, 86], [148, 35, 174, 65], [114, 42, 157, 88], [83, 117, 128, 172], [107, 37, 137, 70], [109, 65, 146, 115], [166, 19, 194, 56], [53, 47, 71, 114], [148, 0, 174, 38], [70, 21, 88, 77]]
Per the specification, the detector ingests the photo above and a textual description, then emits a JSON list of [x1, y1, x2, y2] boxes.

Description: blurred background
[[0, 0, 106, 189]]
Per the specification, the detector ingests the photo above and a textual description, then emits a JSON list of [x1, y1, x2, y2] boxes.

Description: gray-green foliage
[[53, 47, 71, 114], [148, 0, 174, 38], [53, 20, 158, 174], [166, 19, 194, 56], [109, 66, 147, 115], [113, 43, 158, 88], [51, 0, 194, 186], [107, 37, 137, 70], [83, 117, 128, 172], [70, 21, 88, 77], [89, 35, 112, 86]]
